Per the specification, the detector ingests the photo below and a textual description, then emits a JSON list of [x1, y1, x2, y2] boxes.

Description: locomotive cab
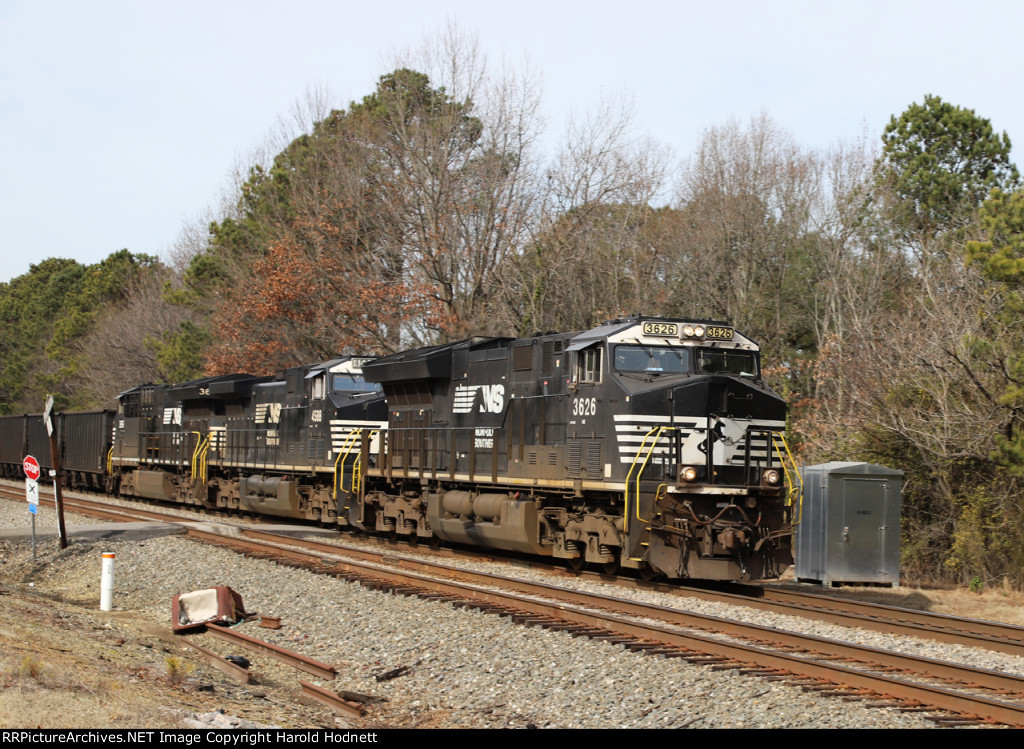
[[592, 319, 792, 579]]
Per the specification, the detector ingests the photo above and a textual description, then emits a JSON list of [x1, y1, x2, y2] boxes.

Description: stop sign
[[23, 455, 40, 482]]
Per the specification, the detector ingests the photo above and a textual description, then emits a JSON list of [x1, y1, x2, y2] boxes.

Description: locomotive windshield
[[696, 349, 758, 377], [331, 375, 382, 393], [614, 345, 689, 374]]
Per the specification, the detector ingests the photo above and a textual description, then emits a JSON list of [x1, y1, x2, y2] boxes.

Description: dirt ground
[[801, 582, 1024, 627], [2, 536, 1024, 730], [0, 541, 361, 730]]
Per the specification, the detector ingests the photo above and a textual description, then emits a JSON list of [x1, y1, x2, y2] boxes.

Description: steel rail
[[240, 525, 1024, 659], [180, 638, 252, 684], [661, 583, 1024, 657], [236, 528, 1024, 698], [741, 583, 1024, 644], [189, 527, 1024, 726], [7, 482, 1022, 726], [298, 681, 367, 720], [9, 483, 1024, 705], [202, 625, 337, 680], [8, 483, 1024, 658], [0, 485, 209, 524]]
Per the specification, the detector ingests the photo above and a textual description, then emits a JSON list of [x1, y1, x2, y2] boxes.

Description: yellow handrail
[[352, 429, 380, 497], [770, 432, 803, 526], [106, 445, 114, 475], [332, 429, 362, 502], [189, 431, 201, 482], [198, 434, 211, 484], [624, 426, 675, 534]]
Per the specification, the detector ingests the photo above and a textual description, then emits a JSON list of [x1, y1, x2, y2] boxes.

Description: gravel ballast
[[0, 497, 1012, 729]]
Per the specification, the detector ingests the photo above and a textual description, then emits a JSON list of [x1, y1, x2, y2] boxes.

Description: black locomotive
[[0, 317, 796, 580], [108, 356, 387, 523], [360, 316, 794, 579]]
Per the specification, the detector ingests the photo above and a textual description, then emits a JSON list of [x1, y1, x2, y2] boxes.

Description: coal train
[[0, 316, 798, 580]]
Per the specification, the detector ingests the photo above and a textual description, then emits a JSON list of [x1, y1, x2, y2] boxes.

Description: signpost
[[43, 396, 67, 549], [24, 455, 39, 558]]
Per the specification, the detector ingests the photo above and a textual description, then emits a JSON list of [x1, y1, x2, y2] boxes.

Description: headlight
[[762, 469, 781, 485], [683, 325, 695, 337], [680, 466, 698, 482], [693, 325, 705, 337]]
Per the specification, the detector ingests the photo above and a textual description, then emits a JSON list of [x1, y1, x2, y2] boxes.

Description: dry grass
[[0, 680, 183, 730], [0, 595, 193, 728]]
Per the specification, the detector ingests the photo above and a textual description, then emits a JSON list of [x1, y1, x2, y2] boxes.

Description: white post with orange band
[[100, 553, 115, 611]]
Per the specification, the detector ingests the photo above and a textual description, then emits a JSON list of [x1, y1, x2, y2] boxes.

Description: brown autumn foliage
[[204, 212, 453, 375]]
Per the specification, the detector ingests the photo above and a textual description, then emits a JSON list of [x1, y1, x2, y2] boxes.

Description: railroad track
[[17, 484, 1024, 655], [186, 526, 1024, 727], [7, 483, 1024, 645], [666, 582, 1024, 657], [6, 486, 1024, 726]]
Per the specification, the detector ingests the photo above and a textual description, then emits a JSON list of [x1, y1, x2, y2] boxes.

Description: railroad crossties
[[2, 489, 1023, 728]]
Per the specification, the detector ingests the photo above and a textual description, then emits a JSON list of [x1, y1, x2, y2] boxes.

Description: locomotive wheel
[[566, 556, 586, 572], [601, 560, 620, 576], [429, 535, 443, 548]]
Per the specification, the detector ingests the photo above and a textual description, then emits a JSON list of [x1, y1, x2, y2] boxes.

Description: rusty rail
[[299, 681, 367, 719], [180, 638, 252, 683], [9, 484, 1024, 725], [192, 526, 1024, 726], [203, 625, 336, 680]]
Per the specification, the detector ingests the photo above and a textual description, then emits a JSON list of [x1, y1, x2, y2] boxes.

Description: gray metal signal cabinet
[[794, 462, 903, 586]]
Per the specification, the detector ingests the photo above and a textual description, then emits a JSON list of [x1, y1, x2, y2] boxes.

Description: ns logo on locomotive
[[0, 317, 797, 581]]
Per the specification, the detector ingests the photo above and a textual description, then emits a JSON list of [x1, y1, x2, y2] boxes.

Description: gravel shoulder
[[1, 497, 1021, 729]]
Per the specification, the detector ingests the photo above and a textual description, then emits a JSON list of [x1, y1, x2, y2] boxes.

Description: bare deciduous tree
[[500, 93, 672, 334], [70, 268, 200, 403], [665, 113, 821, 359]]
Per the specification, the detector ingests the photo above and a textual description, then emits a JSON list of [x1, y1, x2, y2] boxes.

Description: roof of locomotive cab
[[363, 337, 513, 383], [167, 373, 273, 399], [565, 316, 745, 351], [561, 316, 674, 350]]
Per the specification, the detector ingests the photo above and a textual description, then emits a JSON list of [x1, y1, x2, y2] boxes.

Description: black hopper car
[[0, 318, 798, 580], [0, 409, 114, 491]]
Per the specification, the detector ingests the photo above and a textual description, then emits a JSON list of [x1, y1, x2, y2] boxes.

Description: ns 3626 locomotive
[[359, 316, 797, 580], [0, 317, 797, 581]]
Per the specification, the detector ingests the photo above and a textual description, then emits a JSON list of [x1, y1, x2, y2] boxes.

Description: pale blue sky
[[2, 0, 1022, 282]]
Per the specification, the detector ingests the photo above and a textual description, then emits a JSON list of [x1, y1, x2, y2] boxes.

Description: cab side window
[[577, 347, 602, 383]]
